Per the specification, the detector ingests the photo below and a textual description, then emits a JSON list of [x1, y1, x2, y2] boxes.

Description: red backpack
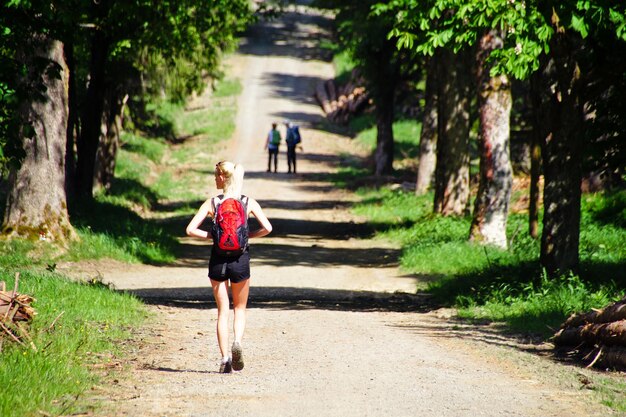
[[211, 196, 249, 257]]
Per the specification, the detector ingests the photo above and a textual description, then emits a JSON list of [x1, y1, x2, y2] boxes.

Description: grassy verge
[[342, 118, 624, 335], [0, 77, 241, 416], [339, 117, 626, 411], [0, 259, 146, 417]]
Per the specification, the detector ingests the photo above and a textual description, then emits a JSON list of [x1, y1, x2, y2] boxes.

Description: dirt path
[[90, 6, 609, 417]]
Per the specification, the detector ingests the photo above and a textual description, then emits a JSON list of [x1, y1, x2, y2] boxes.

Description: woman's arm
[[185, 199, 214, 239], [247, 198, 272, 238]]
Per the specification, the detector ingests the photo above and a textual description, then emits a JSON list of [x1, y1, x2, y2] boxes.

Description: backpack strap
[[240, 195, 249, 215], [211, 195, 225, 217]]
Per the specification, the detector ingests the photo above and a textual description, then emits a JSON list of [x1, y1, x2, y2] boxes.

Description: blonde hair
[[215, 161, 244, 196]]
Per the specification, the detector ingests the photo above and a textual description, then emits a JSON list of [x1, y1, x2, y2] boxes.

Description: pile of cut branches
[[314, 69, 369, 125], [553, 296, 626, 370], [1, 273, 37, 351]]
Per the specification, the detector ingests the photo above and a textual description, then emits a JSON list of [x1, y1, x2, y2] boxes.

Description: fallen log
[[313, 69, 370, 124], [325, 79, 338, 103], [555, 297, 626, 371], [0, 273, 37, 347], [554, 319, 626, 347], [562, 296, 626, 328], [595, 346, 626, 370], [314, 82, 333, 115]]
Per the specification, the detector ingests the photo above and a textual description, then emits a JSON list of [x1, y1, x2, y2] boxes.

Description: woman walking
[[186, 161, 272, 373]]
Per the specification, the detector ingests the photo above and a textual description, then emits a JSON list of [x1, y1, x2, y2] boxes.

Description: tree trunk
[[76, 29, 109, 200], [528, 73, 544, 239], [2, 35, 76, 242], [374, 80, 395, 176], [434, 48, 472, 215], [415, 56, 438, 195], [528, 137, 542, 239], [538, 34, 584, 275], [469, 31, 513, 248], [64, 41, 78, 202], [554, 320, 626, 347], [94, 90, 126, 193]]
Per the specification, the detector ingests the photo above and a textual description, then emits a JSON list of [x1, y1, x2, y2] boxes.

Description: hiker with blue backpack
[[284, 121, 302, 174], [264, 123, 281, 173], [186, 161, 272, 373]]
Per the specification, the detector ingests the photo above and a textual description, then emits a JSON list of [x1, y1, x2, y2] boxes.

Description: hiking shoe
[[219, 358, 232, 374], [231, 342, 244, 371]]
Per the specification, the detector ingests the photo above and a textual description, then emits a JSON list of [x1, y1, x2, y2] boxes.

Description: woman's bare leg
[[231, 279, 250, 343], [210, 279, 230, 359]]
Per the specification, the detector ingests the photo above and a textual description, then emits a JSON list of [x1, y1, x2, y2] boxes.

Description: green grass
[[0, 73, 242, 417], [120, 131, 167, 163], [0, 267, 147, 417], [212, 78, 242, 97], [343, 120, 626, 411], [342, 114, 625, 338], [352, 185, 626, 336]]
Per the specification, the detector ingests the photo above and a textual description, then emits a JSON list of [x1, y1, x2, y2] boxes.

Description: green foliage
[[315, 0, 419, 101], [376, 0, 626, 80], [212, 78, 243, 98], [69, 198, 177, 264], [0, 0, 253, 174], [353, 117, 422, 161], [352, 186, 625, 337], [120, 132, 167, 164], [0, 268, 146, 417], [581, 190, 626, 229]]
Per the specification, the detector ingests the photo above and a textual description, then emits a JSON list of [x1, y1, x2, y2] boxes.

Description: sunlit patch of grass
[[350, 184, 625, 338], [0, 269, 147, 417]]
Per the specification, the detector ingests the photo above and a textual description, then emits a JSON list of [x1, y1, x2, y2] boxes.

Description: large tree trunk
[[469, 31, 513, 248], [93, 90, 126, 193], [76, 28, 109, 200], [64, 41, 78, 202], [415, 56, 438, 195], [529, 72, 546, 240], [537, 34, 585, 275], [374, 82, 395, 176], [434, 48, 472, 215], [2, 35, 76, 242]]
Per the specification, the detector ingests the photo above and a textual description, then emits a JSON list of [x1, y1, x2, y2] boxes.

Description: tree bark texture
[[555, 297, 626, 370], [76, 29, 109, 199], [528, 138, 542, 239], [561, 297, 626, 328], [554, 320, 626, 347], [536, 34, 584, 275], [434, 48, 471, 215], [374, 79, 396, 176], [93, 90, 126, 193], [415, 56, 438, 195], [2, 35, 76, 242], [469, 31, 513, 248], [528, 72, 545, 239], [64, 41, 78, 201]]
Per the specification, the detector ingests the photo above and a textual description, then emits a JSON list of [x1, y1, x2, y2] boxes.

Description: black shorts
[[208, 248, 250, 283]]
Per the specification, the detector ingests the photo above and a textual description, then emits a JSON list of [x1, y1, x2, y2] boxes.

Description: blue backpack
[[287, 126, 301, 145]]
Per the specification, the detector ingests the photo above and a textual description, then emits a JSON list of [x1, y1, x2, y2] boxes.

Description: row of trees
[[0, 0, 252, 242], [316, 0, 626, 276]]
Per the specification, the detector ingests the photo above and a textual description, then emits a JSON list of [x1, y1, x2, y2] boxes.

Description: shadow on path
[[126, 286, 435, 314]]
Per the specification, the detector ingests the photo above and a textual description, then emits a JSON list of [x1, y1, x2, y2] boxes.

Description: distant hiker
[[186, 161, 272, 373], [284, 121, 302, 174], [264, 123, 281, 173]]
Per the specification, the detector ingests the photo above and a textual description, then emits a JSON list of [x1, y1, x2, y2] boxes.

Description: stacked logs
[[314, 70, 370, 124], [553, 296, 626, 370], [1, 273, 37, 350]]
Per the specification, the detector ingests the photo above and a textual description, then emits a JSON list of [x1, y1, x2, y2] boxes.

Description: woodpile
[[1, 273, 37, 351], [314, 69, 370, 124], [553, 296, 626, 370]]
